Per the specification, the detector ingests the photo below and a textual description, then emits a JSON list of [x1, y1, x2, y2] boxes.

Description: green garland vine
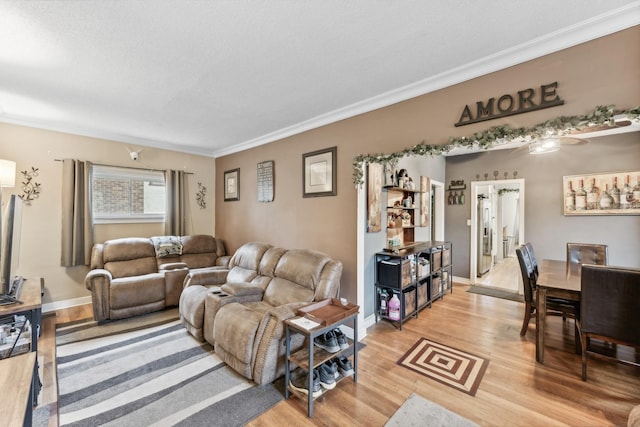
[[497, 188, 519, 196], [353, 105, 640, 186]]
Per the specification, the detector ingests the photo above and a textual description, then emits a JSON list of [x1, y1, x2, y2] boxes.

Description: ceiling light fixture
[[528, 138, 561, 154]]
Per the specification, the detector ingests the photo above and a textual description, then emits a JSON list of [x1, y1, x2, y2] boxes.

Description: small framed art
[[303, 146, 337, 198], [224, 168, 240, 201]]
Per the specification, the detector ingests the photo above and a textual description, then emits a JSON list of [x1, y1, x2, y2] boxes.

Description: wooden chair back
[[516, 247, 535, 304], [566, 243, 608, 276]]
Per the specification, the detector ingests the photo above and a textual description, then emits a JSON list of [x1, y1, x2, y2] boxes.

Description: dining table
[[536, 259, 581, 363]]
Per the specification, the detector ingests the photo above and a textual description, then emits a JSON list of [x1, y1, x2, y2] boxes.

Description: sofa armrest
[[84, 269, 112, 322], [266, 301, 309, 322], [164, 266, 189, 306], [216, 255, 231, 268], [221, 283, 264, 298], [184, 269, 229, 288], [159, 262, 188, 271], [85, 268, 112, 290]]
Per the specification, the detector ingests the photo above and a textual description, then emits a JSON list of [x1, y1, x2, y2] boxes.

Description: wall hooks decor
[[19, 166, 41, 205], [196, 182, 207, 209]]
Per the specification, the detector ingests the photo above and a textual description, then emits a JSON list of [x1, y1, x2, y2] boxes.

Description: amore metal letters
[[455, 82, 564, 127]]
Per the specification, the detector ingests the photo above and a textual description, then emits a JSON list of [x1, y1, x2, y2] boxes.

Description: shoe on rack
[[318, 364, 336, 390], [336, 356, 354, 377], [324, 359, 339, 379], [333, 328, 349, 350], [314, 331, 340, 353], [289, 368, 322, 398]]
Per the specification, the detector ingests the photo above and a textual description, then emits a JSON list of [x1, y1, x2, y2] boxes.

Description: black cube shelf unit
[[374, 241, 452, 330]]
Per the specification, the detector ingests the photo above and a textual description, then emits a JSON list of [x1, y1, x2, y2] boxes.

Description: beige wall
[[215, 27, 639, 308], [1, 27, 637, 310], [0, 123, 216, 306]]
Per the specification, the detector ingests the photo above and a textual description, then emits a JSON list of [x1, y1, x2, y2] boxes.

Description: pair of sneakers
[[289, 365, 336, 396], [289, 367, 323, 397], [323, 355, 354, 379], [313, 328, 349, 353]]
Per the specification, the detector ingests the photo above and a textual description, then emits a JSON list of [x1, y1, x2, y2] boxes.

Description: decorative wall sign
[[19, 166, 41, 205], [303, 146, 337, 197], [196, 182, 207, 208], [367, 163, 382, 232], [455, 81, 564, 127], [563, 171, 639, 216], [257, 160, 274, 202], [224, 168, 240, 201]]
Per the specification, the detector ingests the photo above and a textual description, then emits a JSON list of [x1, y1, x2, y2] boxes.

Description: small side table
[[0, 277, 42, 407], [0, 352, 37, 427], [284, 310, 358, 418]]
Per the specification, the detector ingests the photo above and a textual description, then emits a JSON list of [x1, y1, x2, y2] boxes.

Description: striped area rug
[[56, 308, 283, 426]]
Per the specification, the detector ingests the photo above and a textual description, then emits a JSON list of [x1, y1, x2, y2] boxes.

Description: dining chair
[[579, 264, 640, 381], [566, 243, 608, 276], [516, 246, 577, 336], [523, 242, 539, 279]]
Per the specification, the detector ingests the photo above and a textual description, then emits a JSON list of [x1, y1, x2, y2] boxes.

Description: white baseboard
[[453, 275, 471, 285], [42, 296, 92, 314], [338, 314, 373, 342]]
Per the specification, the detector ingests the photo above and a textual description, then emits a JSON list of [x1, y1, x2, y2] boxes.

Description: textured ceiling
[[0, 1, 638, 157]]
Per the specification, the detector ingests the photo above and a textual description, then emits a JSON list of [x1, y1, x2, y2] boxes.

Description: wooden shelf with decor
[[384, 187, 419, 249]]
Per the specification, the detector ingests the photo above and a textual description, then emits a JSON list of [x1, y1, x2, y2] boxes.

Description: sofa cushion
[[102, 238, 158, 279], [229, 242, 272, 271], [262, 249, 329, 306], [179, 235, 218, 268], [109, 273, 165, 309], [274, 249, 330, 290], [263, 278, 314, 307], [227, 266, 258, 284]]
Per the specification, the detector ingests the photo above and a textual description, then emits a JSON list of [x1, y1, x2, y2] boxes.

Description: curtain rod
[[54, 159, 193, 175]]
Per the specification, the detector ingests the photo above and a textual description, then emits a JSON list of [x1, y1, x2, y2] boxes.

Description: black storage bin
[[377, 258, 411, 289]]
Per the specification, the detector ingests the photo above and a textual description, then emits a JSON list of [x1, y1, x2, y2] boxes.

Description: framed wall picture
[[367, 162, 383, 232], [420, 176, 431, 226], [224, 168, 240, 201], [257, 160, 274, 202], [563, 171, 639, 215], [303, 146, 337, 197]]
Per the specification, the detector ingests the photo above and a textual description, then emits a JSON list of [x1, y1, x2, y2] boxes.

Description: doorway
[[469, 179, 524, 294]]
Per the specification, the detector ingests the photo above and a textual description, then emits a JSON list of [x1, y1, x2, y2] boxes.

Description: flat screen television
[[0, 194, 23, 296]]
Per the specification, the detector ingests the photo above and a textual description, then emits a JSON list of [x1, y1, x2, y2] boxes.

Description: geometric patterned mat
[[397, 338, 490, 396]]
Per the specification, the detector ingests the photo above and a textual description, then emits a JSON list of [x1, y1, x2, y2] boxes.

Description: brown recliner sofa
[[85, 234, 229, 322], [179, 241, 343, 385]]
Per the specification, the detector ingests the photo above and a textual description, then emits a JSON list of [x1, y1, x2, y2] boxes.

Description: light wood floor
[[39, 285, 639, 426], [476, 256, 520, 293]]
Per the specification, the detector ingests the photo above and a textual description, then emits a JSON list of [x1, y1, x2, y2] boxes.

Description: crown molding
[[213, 3, 640, 158], [1, 4, 637, 159], [0, 114, 216, 158]]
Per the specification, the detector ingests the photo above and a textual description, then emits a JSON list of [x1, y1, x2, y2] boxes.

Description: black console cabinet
[[374, 241, 452, 330]]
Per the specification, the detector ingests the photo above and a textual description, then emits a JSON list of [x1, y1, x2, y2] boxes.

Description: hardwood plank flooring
[[476, 255, 520, 292], [38, 286, 639, 426]]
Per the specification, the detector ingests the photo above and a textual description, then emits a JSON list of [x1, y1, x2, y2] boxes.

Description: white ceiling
[[0, 1, 638, 158]]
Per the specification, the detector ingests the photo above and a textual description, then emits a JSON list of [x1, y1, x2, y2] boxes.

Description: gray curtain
[[61, 159, 93, 266], [165, 169, 187, 236]]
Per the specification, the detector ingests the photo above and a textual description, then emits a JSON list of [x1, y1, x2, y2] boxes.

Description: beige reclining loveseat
[[85, 235, 228, 322], [179, 241, 343, 385]]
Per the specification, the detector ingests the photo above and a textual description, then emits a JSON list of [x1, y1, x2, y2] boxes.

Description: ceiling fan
[[527, 136, 588, 154], [525, 117, 637, 154]]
